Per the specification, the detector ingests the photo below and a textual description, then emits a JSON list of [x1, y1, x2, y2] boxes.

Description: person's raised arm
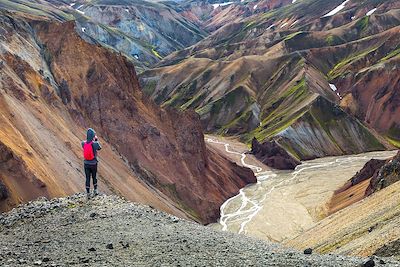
[[94, 135, 102, 150]]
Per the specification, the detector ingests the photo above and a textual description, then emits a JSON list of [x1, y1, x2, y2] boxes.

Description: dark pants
[[84, 164, 97, 193]]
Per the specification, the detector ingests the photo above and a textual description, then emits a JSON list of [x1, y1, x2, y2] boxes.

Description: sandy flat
[[206, 135, 397, 243]]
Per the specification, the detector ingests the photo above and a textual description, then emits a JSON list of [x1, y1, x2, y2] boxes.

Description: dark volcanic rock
[[0, 180, 8, 200], [375, 239, 400, 259], [304, 248, 313, 255], [362, 258, 375, 267], [251, 138, 300, 170], [366, 151, 400, 196], [351, 159, 386, 186]]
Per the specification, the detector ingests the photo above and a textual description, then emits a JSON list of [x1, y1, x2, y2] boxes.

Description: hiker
[[82, 128, 102, 199]]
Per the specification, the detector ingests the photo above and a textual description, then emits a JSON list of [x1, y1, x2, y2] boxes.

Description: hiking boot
[[93, 189, 98, 196], [86, 192, 91, 200]]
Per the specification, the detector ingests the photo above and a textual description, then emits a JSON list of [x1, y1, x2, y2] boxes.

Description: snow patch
[[329, 84, 342, 99], [253, 4, 258, 9], [322, 0, 350, 17], [125, 9, 129, 13], [290, 20, 299, 27], [75, 4, 85, 14], [81, 27, 86, 32], [366, 8, 377, 16], [280, 22, 288, 28], [212, 2, 234, 9], [292, 0, 297, 3], [267, 24, 275, 30], [329, 83, 338, 91]]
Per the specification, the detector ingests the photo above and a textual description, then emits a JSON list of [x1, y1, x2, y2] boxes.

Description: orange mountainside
[[0, 12, 255, 224]]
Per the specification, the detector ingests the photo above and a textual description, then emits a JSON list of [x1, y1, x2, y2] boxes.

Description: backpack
[[83, 141, 95, 160]]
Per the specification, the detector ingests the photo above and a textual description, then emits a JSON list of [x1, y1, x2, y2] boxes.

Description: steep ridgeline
[[0, 0, 207, 70], [140, 0, 400, 160], [0, 11, 256, 224], [170, 0, 293, 32]]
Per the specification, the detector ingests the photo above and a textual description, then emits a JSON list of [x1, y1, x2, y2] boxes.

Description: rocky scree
[[0, 194, 399, 267]]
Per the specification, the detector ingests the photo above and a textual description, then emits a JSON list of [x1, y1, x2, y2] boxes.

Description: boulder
[[0, 181, 8, 200], [303, 248, 313, 255], [251, 138, 300, 170]]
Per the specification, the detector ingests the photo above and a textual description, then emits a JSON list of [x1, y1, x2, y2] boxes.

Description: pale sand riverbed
[[206, 135, 397, 242]]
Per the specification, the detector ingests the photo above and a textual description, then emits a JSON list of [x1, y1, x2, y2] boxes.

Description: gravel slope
[[0, 194, 398, 267]]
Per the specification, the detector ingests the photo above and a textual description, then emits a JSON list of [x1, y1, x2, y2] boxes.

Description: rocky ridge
[[1, 194, 399, 267]]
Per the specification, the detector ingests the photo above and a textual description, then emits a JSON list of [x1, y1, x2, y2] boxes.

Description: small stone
[[304, 248, 313, 255], [34, 260, 42, 265], [80, 258, 90, 263], [90, 213, 97, 218], [379, 259, 385, 264], [42, 257, 50, 262], [363, 258, 375, 267], [106, 243, 113, 249], [88, 247, 96, 252]]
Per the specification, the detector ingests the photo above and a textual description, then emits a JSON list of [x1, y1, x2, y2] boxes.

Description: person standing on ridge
[[82, 128, 102, 199]]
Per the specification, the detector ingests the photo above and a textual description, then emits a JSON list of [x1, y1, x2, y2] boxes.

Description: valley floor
[[0, 194, 398, 267], [206, 135, 397, 245]]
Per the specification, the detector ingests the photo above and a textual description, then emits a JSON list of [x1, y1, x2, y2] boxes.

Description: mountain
[[0, 0, 207, 70], [140, 0, 400, 159], [0, 10, 256, 224], [168, 0, 293, 32]]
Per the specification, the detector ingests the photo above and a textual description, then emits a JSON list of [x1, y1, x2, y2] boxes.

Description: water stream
[[206, 137, 397, 241]]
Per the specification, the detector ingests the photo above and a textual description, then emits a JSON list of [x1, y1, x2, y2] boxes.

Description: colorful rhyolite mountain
[[141, 0, 400, 160]]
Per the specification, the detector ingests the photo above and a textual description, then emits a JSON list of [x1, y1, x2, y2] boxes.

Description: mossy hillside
[[258, 55, 304, 110], [387, 124, 400, 148], [283, 32, 333, 52], [162, 80, 198, 108], [218, 104, 255, 135], [199, 86, 253, 133], [152, 47, 163, 59], [284, 31, 305, 41], [328, 45, 380, 80], [271, 97, 385, 160], [379, 46, 400, 62], [387, 137, 400, 148], [309, 97, 384, 151], [142, 79, 157, 96], [0, 0, 74, 21], [355, 16, 369, 32], [244, 78, 312, 143], [180, 90, 208, 110], [325, 35, 343, 46]]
